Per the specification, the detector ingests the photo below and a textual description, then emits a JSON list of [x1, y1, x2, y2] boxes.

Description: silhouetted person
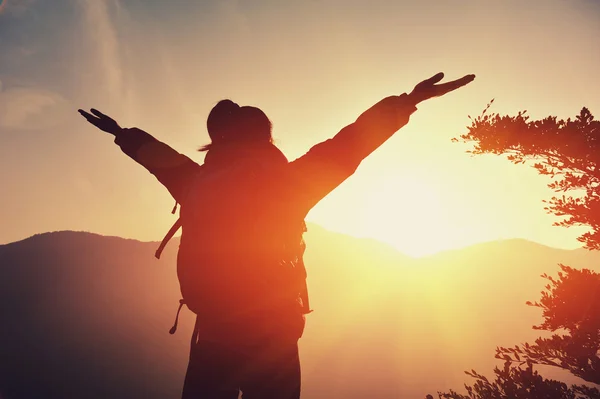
[[79, 72, 475, 399]]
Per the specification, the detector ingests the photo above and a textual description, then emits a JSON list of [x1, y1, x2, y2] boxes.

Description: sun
[[356, 173, 461, 257], [306, 169, 473, 258]]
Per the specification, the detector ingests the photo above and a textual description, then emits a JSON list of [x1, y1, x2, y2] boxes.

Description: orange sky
[[0, 0, 599, 256]]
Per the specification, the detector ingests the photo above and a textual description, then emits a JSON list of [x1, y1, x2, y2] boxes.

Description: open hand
[[78, 108, 122, 136], [410, 72, 475, 104]]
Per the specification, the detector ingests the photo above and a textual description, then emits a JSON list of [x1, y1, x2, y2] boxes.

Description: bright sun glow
[[360, 175, 457, 257]]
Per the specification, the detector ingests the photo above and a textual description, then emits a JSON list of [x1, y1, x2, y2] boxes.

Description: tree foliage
[[437, 360, 599, 399], [496, 265, 600, 384], [453, 102, 600, 250]]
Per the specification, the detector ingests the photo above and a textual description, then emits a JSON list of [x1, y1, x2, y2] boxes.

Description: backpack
[[155, 157, 312, 334]]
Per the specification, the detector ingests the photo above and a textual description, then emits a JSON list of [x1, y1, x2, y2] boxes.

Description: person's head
[[201, 99, 273, 151]]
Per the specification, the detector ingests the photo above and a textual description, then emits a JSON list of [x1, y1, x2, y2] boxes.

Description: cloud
[[0, 84, 71, 131], [0, 0, 36, 15], [78, 0, 124, 100]]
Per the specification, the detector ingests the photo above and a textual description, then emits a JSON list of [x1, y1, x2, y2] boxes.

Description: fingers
[[411, 72, 445, 96], [435, 74, 476, 96], [78, 109, 97, 122], [422, 72, 445, 86], [409, 73, 475, 104], [78, 109, 108, 131], [455, 74, 476, 86], [90, 108, 114, 121]]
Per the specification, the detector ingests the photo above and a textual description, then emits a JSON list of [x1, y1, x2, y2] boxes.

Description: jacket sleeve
[[114, 127, 201, 203], [288, 93, 418, 213]]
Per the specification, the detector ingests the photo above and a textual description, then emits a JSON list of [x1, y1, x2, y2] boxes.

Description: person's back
[[178, 141, 309, 345]]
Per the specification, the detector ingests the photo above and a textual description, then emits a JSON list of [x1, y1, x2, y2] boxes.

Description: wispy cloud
[[0, 0, 36, 16], [0, 83, 71, 131], [77, 0, 125, 101]]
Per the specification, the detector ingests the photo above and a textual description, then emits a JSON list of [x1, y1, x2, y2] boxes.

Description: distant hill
[[0, 226, 597, 399]]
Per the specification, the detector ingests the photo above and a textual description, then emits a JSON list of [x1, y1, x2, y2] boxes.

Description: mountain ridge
[[1, 228, 597, 398], [1, 226, 587, 261]]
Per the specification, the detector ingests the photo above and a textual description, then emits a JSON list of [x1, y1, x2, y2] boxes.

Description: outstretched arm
[[289, 72, 476, 212], [78, 109, 200, 203]]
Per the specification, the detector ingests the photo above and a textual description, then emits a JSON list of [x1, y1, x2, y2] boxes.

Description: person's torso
[[176, 156, 306, 334]]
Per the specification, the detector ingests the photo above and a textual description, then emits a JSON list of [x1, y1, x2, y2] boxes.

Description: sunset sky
[[1, 0, 599, 256]]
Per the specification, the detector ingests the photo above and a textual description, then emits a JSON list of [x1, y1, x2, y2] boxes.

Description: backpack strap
[[155, 217, 182, 259], [298, 223, 313, 314], [298, 258, 313, 315], [168, 299, 186, 334]]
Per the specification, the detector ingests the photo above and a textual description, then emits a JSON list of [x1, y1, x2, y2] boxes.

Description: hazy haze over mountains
[[1, 225, 597, 398]]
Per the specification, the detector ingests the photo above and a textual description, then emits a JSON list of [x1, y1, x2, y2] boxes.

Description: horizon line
[[1, 226, 587, 259]]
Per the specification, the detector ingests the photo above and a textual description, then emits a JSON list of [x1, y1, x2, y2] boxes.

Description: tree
[[497, 265, 600, 385], [438, 360, 599, 399], [453, 102, 600, 250], [437, 104, 600, 397]]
